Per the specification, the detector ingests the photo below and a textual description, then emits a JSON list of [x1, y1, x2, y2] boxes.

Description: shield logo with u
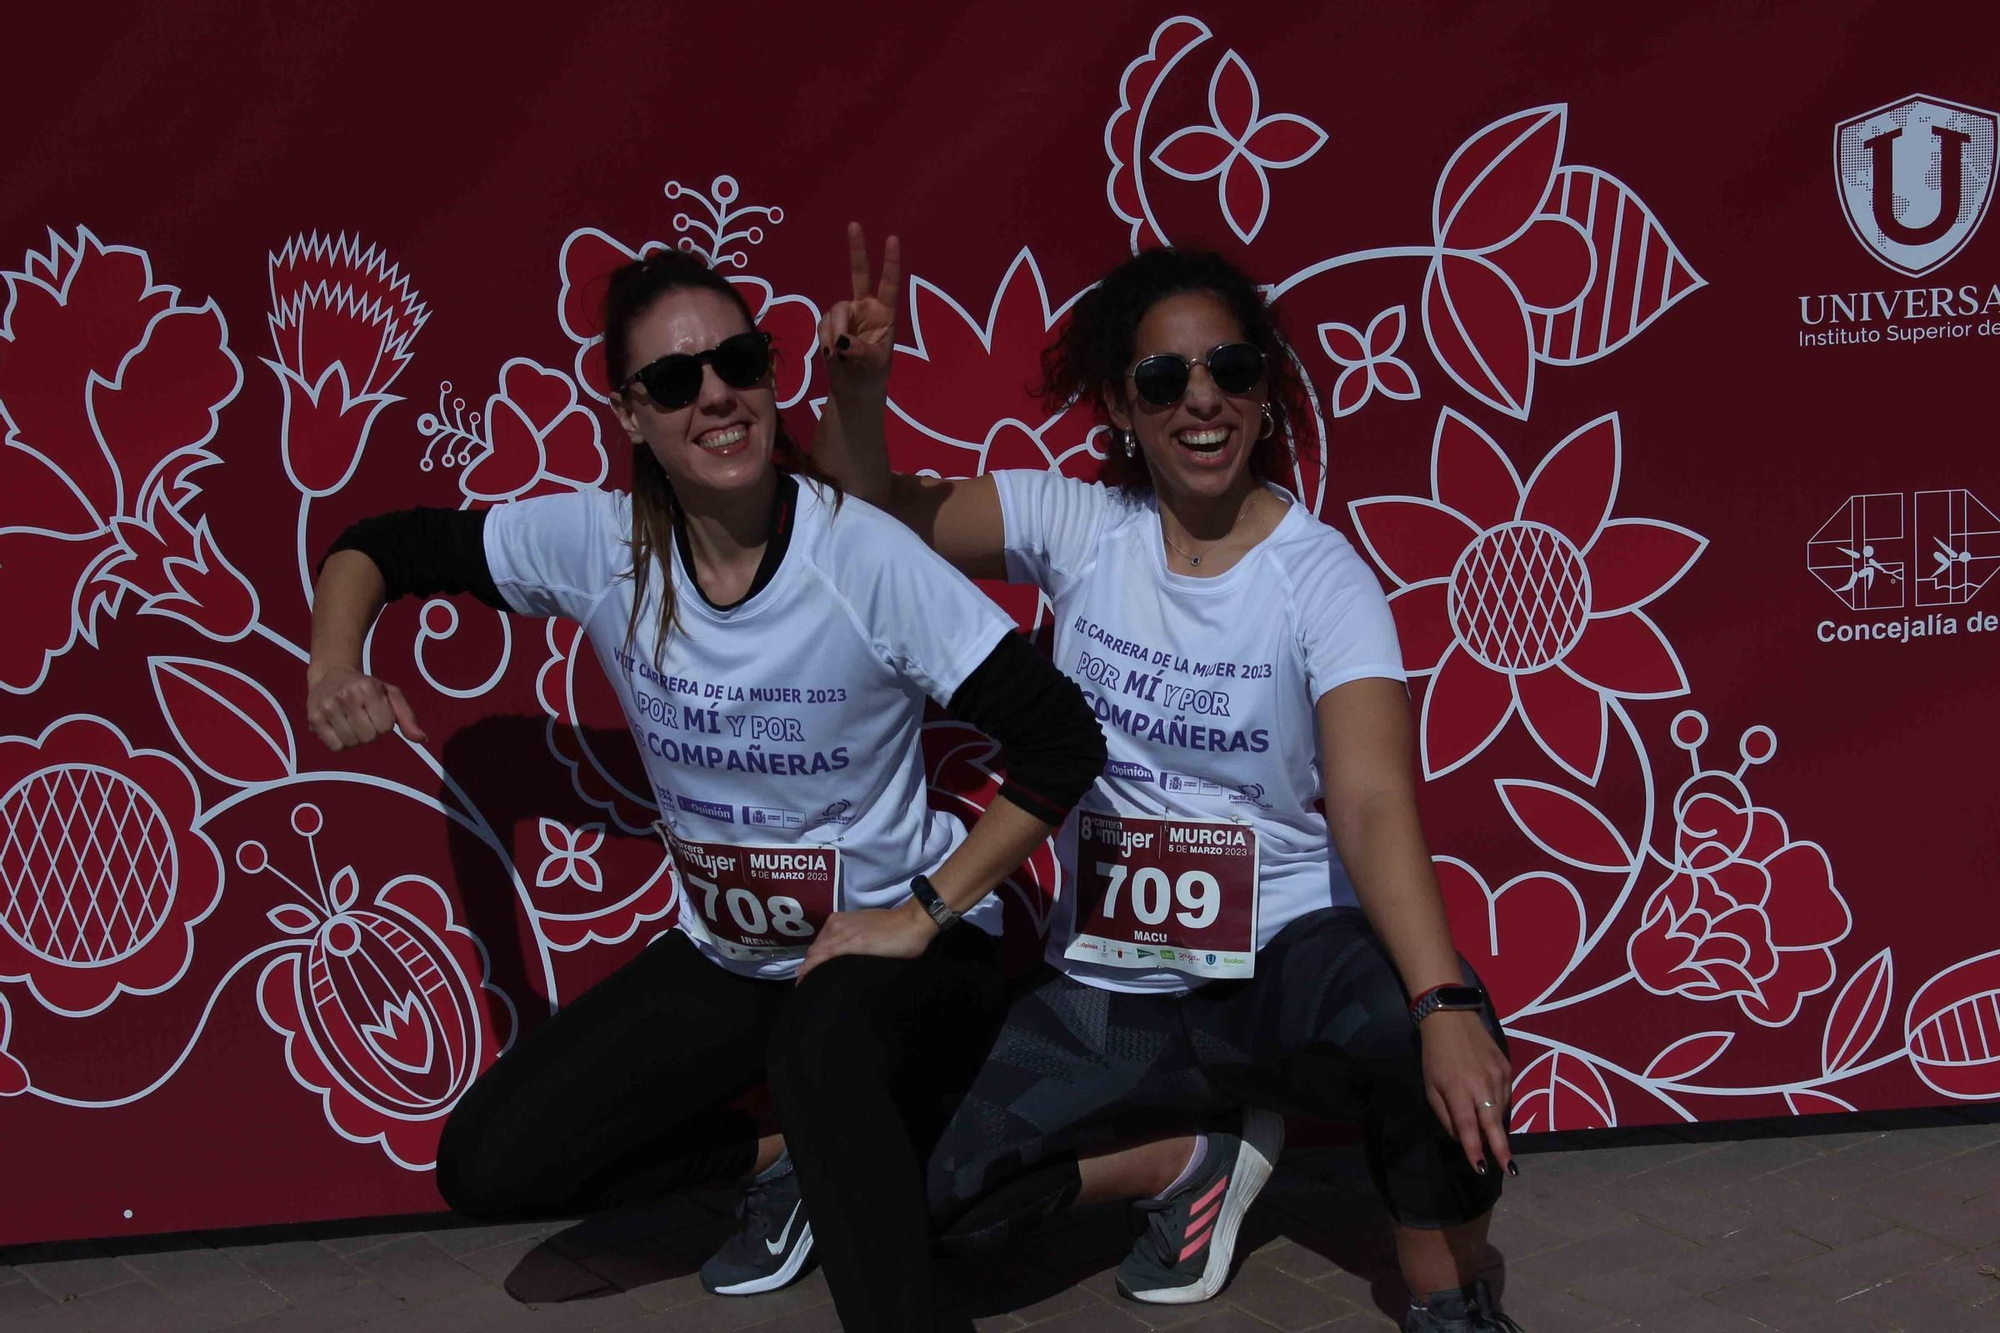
[[1835, 94, 1998, 277]]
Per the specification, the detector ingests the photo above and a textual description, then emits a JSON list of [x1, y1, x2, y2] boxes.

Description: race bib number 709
[[1064, 811, 1258, 980]]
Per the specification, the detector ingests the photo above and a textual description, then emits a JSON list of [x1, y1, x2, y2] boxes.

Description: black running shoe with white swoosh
[[699, 1155, 815, 1296]]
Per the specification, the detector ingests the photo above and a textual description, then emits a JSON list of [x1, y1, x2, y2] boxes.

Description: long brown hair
[[599, 250, 840, 664], [1038, 247, 1302, 493]]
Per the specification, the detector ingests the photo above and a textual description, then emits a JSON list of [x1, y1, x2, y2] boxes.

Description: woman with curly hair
[[816, 229, 1522, 1332]]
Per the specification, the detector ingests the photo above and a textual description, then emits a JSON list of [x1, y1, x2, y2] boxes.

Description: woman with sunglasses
[[305, 247, 1104, 1329], [817, 236, 1520, 1332]]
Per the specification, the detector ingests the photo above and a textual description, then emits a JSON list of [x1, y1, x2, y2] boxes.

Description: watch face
[[1432, 985, 1485, 1009]]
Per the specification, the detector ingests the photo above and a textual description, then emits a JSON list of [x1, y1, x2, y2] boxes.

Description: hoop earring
[[1122, 431, 1137, 459], [1258, 407, 1276, 441]]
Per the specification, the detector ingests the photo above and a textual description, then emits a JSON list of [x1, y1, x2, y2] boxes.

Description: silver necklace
[[1162, 491, 1260, 568]]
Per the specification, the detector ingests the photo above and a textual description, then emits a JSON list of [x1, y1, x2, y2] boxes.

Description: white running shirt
[[485, 480, 1013, 980], [992, 469, 1406, 995]]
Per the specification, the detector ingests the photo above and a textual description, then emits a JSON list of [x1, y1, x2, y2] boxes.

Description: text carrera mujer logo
[[1836, 94, 1998, 277]]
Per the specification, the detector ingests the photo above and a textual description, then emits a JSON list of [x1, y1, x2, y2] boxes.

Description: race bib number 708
[[659, 827, 838, 961]]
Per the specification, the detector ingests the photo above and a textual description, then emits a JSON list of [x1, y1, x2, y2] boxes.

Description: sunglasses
[[620, 331, 773, 409], [1128, 342, 1266, 407]]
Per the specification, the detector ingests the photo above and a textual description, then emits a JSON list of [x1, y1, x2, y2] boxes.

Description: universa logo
[[1836, 94, 1997, 277], [1800, 94, 2000, 347]]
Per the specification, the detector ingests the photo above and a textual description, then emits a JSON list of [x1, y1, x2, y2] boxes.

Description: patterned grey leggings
[[927, 907, 1507, 1250]]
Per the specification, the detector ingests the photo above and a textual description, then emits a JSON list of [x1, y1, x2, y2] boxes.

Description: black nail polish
[[1475, 1160, 1489, 1176], [836, 335, 851, 350], [1507, 1161, 1520, 1178]]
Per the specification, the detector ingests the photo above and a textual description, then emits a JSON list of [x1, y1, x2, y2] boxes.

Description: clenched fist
[[306, 667, 427, 750]]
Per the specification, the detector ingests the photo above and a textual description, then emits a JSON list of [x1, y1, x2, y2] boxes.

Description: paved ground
[[4, 1108, 1998, 1332]]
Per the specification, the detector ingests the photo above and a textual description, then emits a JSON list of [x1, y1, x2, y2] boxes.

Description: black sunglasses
[[1128, 342, 1266, 407], [620, 331, 773, 409]]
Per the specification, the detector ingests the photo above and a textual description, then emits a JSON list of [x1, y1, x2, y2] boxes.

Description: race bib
[[1064, 811, 1258, 980], [659, 827, 839, 961]]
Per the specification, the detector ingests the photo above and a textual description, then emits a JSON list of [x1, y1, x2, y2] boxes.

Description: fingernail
[[836, 335, 850, 350], [1507, 1161, 1520, 1178], [1475, 1160, 1489, 1176]]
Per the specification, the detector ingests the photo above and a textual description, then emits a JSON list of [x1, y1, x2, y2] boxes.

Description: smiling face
[[1105, 290, 1268, 506], [608, 286, 777, 499]]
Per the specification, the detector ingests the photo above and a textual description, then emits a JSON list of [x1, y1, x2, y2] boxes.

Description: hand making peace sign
[[818, 223, 901, 398]]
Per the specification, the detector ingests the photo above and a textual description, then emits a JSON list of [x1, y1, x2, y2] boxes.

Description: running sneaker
[[698, 1155, 815, 1296], [1114, 1107, 1285, 1304], [1403, 1278, 1523, 1332]]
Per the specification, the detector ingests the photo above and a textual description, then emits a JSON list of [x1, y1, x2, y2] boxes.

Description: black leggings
[[929, 907, 1507, 1249], [436, 926, 1005, 1332]]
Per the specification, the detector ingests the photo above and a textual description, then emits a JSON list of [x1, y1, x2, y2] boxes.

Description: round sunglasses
[[1128, 342, 1266, 407], [620, 330, 773, 409]]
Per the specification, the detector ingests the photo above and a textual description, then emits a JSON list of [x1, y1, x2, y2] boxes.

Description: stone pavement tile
[[424, 1219, 567, 1258], [491, 1241, 620, 1304], [1641, 1222, 1828, 1296], [195, 1280, 406, 1331], [1104, 1290, 1218, 1329], [1508, 1221, 1699, 1288], [1008, 1297, 1150, 1331], [0, 1278, 57, 1317], [1585, 1177, 1759, 1244], [1524, 1134, 1714, 1187], [1607, 1298, 1768, 1331], [1719, 1171, 1895, 1248], [162, 1279, 295, 1327], [1220, 1253, 1360, 1330], [708, 1300, 846, 1333], [1485, 1280, 1627, 1333], [630, 1272, 831, 1328], [1483, 1206, 1574, 1261], [1699, 1273, 1886, 1333], [215, 1238, 369, 1302], [1835, 1261, 2000, 1333], [548, 1199, 722, 1262], [1489, 1176, 1643, 1243], [344, 1283, 548, 1332], [1939, 1242, 2000, 1306], [104, 1241, 254, 1295], [4, 1240, 137, 1301], [571, 1239, 695, 1301], [1776, 1225, 1959, 1300], [1629, 1133, 1825, 1192], [1892, 1197, 2000, 1252], [1562, 1265, 1708, 1319], [1773, 1129, 1964, 1197], [0, 1275, 224, 1332], [311, 1227, 440, 1259], [339, 1235, 491, 1306]]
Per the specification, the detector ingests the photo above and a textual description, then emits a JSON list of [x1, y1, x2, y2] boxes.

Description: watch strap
[[1410, 983, 1486, 1024], [910, 873, 960, 932]]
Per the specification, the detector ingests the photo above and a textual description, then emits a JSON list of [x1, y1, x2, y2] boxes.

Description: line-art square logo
[[1808, 493, 1907, 610]]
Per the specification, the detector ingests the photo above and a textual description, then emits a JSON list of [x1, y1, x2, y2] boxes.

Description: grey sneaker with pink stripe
[[1114, 1107, 1285, 1305]]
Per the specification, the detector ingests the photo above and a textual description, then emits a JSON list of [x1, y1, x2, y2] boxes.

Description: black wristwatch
[[909, 873, 961, 933], [1410, 984, 1486, 1025]]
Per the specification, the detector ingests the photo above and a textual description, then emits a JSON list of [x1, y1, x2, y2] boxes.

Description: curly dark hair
[[1038, 248, 1302, 492]]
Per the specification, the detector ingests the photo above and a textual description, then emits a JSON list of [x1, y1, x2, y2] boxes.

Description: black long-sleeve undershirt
[[323, 504, 1104, 823]]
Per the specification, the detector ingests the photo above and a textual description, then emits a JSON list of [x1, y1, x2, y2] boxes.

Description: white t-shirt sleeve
[[991, 468, 1115, 596], [481, 489, 630, 622], [824, 499, 1015, 705], [1292, 534, 1408, 701]]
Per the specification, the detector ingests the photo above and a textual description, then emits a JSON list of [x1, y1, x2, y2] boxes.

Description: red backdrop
[[2, 0, 1997, 1246]]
